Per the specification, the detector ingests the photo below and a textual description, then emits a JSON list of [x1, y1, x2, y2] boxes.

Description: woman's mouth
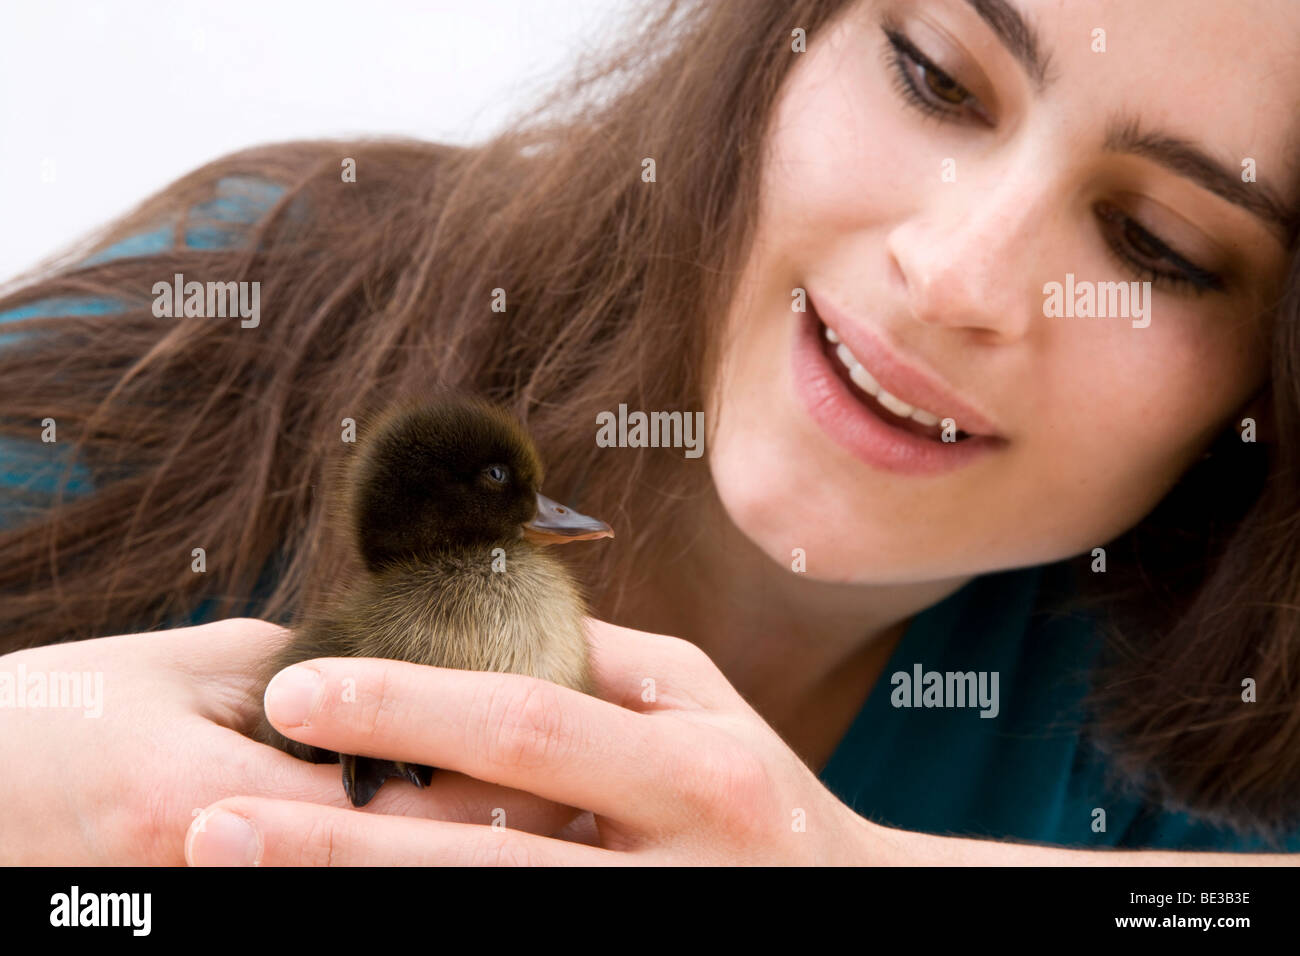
[[791, 305, 1005, 476], [820, 324, 969, 442]]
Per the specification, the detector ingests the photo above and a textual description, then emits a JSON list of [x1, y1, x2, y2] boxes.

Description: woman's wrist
[[854, 816, 922, 865]]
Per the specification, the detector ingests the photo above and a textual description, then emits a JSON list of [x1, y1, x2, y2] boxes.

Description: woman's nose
[[885, 171, 1057, 342]]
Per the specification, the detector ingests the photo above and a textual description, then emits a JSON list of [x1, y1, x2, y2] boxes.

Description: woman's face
[[709, 0, 1299, 584]]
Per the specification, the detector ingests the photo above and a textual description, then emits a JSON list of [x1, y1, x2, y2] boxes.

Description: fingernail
[[265, 664, 322, 727], [186, 809, 263, 866]]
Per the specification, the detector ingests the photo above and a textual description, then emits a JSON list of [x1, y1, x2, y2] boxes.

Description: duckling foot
[[395, 761, 436, 789], [340, 754, 436, 807]]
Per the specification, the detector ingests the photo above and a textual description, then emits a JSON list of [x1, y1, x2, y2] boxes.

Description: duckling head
[[349, 397, 613, 571]]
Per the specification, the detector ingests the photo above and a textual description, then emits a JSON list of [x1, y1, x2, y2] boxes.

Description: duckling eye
[[483, 464, 509, 485]]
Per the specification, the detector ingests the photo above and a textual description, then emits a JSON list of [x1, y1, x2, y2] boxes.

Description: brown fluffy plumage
[[249, 396, 611, 806]]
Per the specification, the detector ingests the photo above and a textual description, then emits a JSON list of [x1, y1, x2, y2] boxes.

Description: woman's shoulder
[[1, 174, 286, 324], [0, 174, 287, 528], [87, 174, 287, 263]]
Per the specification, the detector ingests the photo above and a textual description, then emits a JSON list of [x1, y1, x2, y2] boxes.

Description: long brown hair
[[1079, 245, 1300, 842], [1, 0, 1297, 838]]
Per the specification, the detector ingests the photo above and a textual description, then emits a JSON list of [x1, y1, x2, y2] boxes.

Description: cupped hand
[[187, 619, 882, 865], [0, 618, 582, 864]]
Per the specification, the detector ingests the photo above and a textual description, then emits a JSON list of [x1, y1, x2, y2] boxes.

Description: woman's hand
[[186, 619, 882, 865], [0, 618, 587, 864]]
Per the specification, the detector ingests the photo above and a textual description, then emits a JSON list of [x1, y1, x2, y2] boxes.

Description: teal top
[[3, 175, 1295, 854], [819, 561, 1300, 852]]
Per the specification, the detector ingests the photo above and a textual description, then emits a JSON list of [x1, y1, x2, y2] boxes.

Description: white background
[[0, 0, 627, 279]]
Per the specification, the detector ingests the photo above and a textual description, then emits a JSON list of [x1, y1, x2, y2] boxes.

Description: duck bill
[[523, 493, 614, 545]]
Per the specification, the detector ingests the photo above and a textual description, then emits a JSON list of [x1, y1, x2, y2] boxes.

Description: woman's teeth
[[824, 326, 944, 428]]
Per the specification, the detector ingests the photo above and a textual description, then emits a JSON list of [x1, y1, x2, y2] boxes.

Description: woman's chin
[[708, 455, 908, 584]]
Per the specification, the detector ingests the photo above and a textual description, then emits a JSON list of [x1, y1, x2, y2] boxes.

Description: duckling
[[250, 396, 613, 807]]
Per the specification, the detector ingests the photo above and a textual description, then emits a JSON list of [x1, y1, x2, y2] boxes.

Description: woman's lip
[[809, 292, 1002, 438], [791, 309, 1005, 476]]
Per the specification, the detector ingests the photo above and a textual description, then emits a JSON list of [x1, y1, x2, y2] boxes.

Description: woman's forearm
[[864, 819, 1297, 866]]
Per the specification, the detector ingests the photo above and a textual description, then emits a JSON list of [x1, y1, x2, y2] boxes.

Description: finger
[[185, 796, 624, 866], [159, 617, 293, 679], [262, 658, 698, 824], [214, 724, 583, 836], [161, 619, 297, 733], [582, 618, 737, 711]]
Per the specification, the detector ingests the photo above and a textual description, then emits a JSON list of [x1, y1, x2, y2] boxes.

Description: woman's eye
[[1094, 203, 1225, 295], [880, 24, 1226, 299], [882, 27, 984, 122], [484, 465, 508, 484]]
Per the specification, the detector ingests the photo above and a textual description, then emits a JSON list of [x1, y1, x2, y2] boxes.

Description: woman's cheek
[[764, 53, 920, 231], [1028, 394, 1202, 550]]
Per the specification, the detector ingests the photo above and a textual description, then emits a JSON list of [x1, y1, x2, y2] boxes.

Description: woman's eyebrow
[[1105, 115, 1296, 245], [961, 0, 1052, 90], [965, 0, 1296, 245]]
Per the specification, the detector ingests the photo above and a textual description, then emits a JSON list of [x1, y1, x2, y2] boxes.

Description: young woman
[[1, 0, 1297, 864]]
